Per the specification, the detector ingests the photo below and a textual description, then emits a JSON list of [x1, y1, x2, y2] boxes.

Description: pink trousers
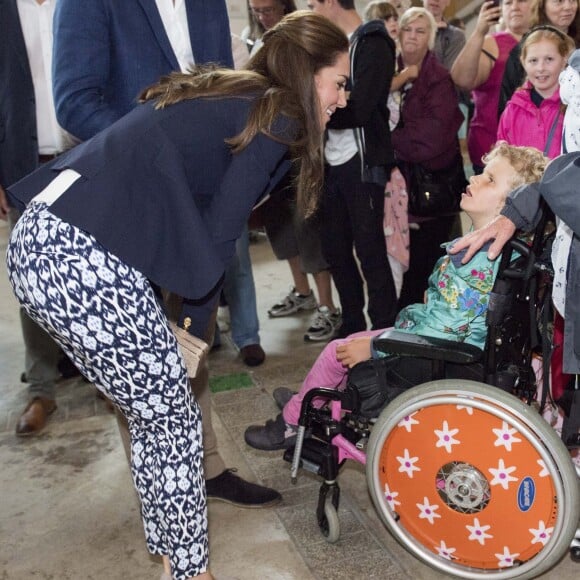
[[282, 329, 385, 425]]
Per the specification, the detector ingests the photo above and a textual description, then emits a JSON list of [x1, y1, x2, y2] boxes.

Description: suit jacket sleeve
[[53, 0, 123, 140]]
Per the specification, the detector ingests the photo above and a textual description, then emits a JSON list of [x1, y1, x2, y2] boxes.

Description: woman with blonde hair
[[391, 7, 466, 308], [4, 12, 349, 580]]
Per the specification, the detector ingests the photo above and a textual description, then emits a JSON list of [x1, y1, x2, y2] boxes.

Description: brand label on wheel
[[517, 476, 535, 511]]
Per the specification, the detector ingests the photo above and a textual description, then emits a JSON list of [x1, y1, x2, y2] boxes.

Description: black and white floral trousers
[[6, 203, 208, 579]]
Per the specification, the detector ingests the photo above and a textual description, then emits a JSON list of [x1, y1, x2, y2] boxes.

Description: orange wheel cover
[[376, 404, 558, 569]]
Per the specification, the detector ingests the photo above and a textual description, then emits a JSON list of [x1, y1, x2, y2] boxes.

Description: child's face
[[523, 38, 568, 98], [384, 16, 399, 41], [460, 156, 515, 229]]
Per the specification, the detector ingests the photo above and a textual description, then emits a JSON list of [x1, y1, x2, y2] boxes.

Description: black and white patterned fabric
[[6, 203, 208, 579]]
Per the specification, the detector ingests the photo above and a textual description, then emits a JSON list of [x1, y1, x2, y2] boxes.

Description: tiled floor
[[0, 219, 577, 579]]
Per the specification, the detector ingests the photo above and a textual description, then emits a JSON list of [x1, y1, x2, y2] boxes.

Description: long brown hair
[[140, 11, 349, 216], [533, 0, 580, 47]]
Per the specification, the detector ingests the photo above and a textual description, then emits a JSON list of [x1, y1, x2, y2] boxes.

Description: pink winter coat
[[497, 82, 564, 159]]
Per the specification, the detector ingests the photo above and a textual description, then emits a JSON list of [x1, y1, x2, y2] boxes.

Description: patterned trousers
[[6, 203, 208, 579]]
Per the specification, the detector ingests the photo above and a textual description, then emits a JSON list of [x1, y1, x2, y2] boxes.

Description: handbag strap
[[543, 110, 561, 155]]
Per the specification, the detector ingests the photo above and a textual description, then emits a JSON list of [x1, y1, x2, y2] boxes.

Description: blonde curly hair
[[483, 143, 548, 192]]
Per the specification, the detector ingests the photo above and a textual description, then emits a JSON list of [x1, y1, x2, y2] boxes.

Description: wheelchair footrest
[[284, 437, 339, 480]]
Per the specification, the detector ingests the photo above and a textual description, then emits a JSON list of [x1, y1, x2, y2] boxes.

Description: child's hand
[[336, 337, 372, 368]]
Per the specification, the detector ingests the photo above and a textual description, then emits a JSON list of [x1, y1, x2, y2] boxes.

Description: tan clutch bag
[[170, 321, 210, 378]]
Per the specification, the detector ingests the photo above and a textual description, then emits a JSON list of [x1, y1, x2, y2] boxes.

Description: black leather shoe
[[240, 344, 265, 367], [244, 413, 297, 451], [206, 468, 281, 508]]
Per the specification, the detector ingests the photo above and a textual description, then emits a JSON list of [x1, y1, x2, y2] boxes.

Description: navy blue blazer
[[9, 97, 293, 308], [0, 0, 39, 188], [53, 0, 234, 141]]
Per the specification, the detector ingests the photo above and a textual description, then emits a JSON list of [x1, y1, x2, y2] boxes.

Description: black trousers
[[320, 155, 397, 336]]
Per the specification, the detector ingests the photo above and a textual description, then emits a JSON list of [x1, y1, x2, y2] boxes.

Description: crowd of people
[[1, 1, 579, 579]]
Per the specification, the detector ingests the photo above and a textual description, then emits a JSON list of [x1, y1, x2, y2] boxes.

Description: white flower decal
[[456, 404, 474, 415], [434, 420, 460, 453], [416, 497, 441, 525], [530, 520, 553, 546], [398, 412, 419, 432], [435, 540, 456, 560], [492, 421, 522, 451], [396, 448, 421, 478], [537, 459, 550, 477], [489, 459, 518, 490], [495, 546, 520, 567], [466, 517, 493, 545], [384, 484, 401, 510]]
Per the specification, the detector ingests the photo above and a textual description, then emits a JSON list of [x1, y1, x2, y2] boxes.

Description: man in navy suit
[[0, 0, 84, 437], [52, 0, 281, 507]]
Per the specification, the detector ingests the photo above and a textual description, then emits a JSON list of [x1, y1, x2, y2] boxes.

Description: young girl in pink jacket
[[497, 26, 575, 159]]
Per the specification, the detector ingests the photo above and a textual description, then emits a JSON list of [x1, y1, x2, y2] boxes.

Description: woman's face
[[460, 156, 515, 228], [384, 16, 399, 41], [502, 0, 533, 35], [544, 0, 578, 32], [249, 0, 286, 31], [399, 16, 431, 63], [314, 52, 350, 129], [522, 38, 568, 97]]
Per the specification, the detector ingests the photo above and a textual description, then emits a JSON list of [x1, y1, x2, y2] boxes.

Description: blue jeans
[[222, 224, 261, 349]]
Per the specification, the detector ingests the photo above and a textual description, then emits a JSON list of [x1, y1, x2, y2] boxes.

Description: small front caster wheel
[[319, 499, 340, 543]]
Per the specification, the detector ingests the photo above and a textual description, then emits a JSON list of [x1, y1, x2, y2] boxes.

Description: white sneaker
[[304, 306, 342, 342], [268, 287, 317, 317], [217, 305, 230, 332]]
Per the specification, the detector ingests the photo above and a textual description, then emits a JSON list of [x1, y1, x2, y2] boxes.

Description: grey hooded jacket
[[502, 152, 580, 373]]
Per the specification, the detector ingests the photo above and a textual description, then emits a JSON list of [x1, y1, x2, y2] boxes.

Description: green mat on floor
[[209, 372, 254, 393]]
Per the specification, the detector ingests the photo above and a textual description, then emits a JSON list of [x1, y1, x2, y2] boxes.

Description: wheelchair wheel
[[366, 379, 579, 579], [320, 499, 340, 544]]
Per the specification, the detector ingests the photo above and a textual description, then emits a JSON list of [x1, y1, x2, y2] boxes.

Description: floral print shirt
[[390, 241, 499, 349]]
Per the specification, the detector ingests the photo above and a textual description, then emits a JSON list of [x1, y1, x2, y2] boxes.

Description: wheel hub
[[436, 461, 491, 513]]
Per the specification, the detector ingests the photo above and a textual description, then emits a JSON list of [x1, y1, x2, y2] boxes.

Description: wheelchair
[[283, 211, 580, 579]]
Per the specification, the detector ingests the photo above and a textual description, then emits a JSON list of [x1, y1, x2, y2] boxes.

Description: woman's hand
[[401, 65, 419, 84], [336, 337, 373, 368], [476, 1, 502, 36], [449, 215, 516, 263]]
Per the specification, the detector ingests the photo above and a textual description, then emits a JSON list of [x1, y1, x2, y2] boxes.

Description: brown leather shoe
[[15, 397, 57, 437]]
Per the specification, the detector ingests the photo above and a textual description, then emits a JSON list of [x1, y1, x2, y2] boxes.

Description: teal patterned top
[[385, 241, 500, 350]]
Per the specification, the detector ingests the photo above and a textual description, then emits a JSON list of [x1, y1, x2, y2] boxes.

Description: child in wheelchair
[[245, 143, 548, 451]]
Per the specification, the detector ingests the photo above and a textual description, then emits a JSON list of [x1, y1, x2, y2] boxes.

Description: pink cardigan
[[497, 82, 564, 159]]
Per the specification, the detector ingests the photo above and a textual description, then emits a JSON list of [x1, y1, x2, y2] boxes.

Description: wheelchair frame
[[284, 213, 580, 578]]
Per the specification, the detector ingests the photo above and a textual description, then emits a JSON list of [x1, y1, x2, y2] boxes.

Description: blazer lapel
[[137, 0, 180, 70], [6, 0, 33, 79]]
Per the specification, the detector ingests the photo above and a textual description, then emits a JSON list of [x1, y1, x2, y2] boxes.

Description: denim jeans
[[222, 224, 261, 349]]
